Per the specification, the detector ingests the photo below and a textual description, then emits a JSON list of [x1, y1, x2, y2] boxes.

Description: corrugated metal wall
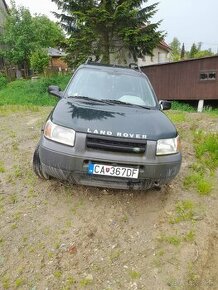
[[141, 56, 218, 100]]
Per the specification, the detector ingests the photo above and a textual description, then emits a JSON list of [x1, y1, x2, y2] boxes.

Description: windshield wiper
[[68, 95, 107, 103], [102, 99, 151, 109], [68, 96, 152, 109]]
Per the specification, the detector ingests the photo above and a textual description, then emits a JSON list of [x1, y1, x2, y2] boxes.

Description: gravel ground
[[0, 107, 217, 290]]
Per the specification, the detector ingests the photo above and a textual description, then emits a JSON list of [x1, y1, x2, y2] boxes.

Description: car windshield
[[65, 67, 157, 107]]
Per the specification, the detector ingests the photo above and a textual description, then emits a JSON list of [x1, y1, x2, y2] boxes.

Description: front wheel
[[33, 145, 49, 180]]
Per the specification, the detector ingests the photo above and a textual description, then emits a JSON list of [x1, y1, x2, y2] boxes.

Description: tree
[[32, 15, 65, 48], [169, 38, 214, 62], [170, 37, 181, 61], [52, 0, 164, 65], [194, 49, 214, 58], [30, 48, 50, 74], [0, 5, 34, 75], [180, 43, 185, 59], [0, 3, 64, 76], [189, 43, 199, 58], [189, 42, 213, 59]]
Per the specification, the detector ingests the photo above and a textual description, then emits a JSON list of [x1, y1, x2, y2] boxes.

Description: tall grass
[[194, 131, 218, 171], [172, 101, 218, 115], [183, 131, 218, 195], [204, 108, 218, 116], [171, 101, 195, 112], [0, 74, 71, 106]]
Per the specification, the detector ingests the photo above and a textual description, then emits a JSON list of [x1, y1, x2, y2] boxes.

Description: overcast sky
[[12, 0, 218, 52]]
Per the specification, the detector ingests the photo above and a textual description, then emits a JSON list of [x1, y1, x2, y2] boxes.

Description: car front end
[[33, 63, 182, 190]]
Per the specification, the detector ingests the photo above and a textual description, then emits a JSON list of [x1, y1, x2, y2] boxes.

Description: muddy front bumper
[[39, 133, 182, 190]]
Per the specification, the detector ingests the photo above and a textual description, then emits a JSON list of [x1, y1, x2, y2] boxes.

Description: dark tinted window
[[200, 71, 216, 81], [208, 72, 216, 80]]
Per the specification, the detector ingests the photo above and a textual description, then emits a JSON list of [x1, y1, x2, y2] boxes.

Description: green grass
[[197, 179, 213, 194], [158, 230, 195, 247], [129, 270, 141, 280], [2, 276, 10, 289], [79, 275, 93, 287], [186, 262, 201, 289], [171, 101, 218, 115], [0, 161, 5, 173], [184, 171, 213, 195], [0, 73, 7, 88], [171, 101, 195, 112], [54, 270, 62, 279], [169, 200, 195, 224], [62, 277, 76, 290], [15, 278, 24, 288], [194, 131, 218, 171], [184, 131, 218, 195], [167, 111, 186, 123], [203, 107, 218, 116], [159, 234, 182, 246], [0, 74, 71, 107], [0, 105, 41, 116], [184, 230, 195, 242]]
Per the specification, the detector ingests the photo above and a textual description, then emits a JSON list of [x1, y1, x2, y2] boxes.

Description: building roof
[[141, 54, 218, 68], [48, 47, 66, 57], [158, 41, 171, 52]]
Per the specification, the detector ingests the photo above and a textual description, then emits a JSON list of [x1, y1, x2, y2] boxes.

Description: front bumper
[[39, 133, 182, 190]]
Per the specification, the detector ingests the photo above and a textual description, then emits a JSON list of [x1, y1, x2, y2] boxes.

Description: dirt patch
[[0, 109, 217, 290]]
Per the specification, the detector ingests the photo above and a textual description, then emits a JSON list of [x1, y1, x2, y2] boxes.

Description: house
[[110, 40, 171, 66], [0, 0, 8, 32], [47, 47, 68, 72], [138, 41, 171, 66], [141, 55, 218, 111], [0, 0, 9, 69]]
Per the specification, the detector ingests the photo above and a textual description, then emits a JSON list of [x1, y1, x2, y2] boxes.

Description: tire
[[33, 145, 49, 180]]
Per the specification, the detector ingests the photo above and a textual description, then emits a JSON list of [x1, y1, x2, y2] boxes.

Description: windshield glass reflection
[[66, 68, 156, 107]]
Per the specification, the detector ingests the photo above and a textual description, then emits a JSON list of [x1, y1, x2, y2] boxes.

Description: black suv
[[33, 62, 182, 190]]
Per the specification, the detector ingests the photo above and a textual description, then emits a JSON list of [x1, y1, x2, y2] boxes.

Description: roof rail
[[85, 57, 93, 64], [129, 63, 142, 72], [84, 60, 142, 72]]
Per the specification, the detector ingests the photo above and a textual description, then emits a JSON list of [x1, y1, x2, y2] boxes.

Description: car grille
[[86, 134, 146, 153]]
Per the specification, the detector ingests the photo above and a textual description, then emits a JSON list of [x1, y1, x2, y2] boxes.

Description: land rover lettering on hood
[[87, 128, 147, 139], [33, 62, 182, 190]]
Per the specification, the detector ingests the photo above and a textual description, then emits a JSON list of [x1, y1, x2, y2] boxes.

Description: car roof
[[79, 62, 144, 77]]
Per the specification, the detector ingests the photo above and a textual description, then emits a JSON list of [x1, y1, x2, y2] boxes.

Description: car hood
[[51, 98, 177, 140]]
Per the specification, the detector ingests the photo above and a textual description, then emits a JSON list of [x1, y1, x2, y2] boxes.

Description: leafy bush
[[0, 74, 7, 89], [30, 49, 50, 74]]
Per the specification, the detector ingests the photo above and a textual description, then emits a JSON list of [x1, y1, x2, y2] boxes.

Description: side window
[[200, 71, 216, 81], [208, 72, 216, 80], [200, 72, 208, 80]]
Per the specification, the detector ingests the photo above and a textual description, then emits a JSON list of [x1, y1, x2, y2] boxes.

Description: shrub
[[0, 73, 7, 89], [30, 49, 50, 74]]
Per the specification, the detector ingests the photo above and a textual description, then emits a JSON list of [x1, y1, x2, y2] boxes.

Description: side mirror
[[48, 85, 63, 98], [159, 100, 171, 110]]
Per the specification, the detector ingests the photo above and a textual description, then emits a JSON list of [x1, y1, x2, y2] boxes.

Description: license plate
[[88, 163, 139, 179]]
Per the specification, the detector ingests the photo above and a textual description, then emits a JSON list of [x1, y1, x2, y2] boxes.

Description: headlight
[[44, 120, 75, 146], [156, 136, 180, 155]]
